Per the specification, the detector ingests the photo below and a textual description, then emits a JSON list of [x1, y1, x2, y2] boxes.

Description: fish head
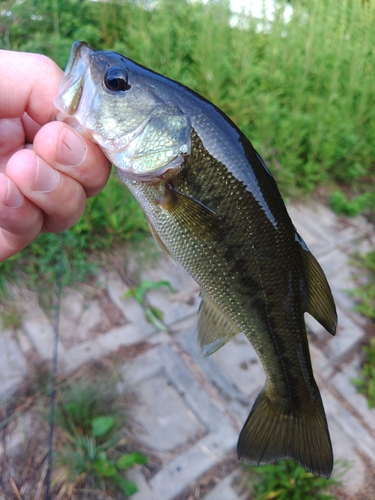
[[55, 41, 191, 180]]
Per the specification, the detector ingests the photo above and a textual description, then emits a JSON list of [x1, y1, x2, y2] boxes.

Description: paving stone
[[203, 471, 246, 500], [323, 390, 368, 494], [124, 344, 238, 500], [148, 431, 237, 500], [60, 288, 85, 322], [14, 328, 34, 355], [132, 374, 206, 451], [309, 343, 333, 378], [61, 339, 105, 372], [178, 328, 264, 426], [306, 308, 365, 363], [211, 334, 265, 399], [326, 309, 365, 361], [331, 362, 375, 434], [1, 411, 32, 455], [60, 297, 102, 348], [0, 329, 28, 398], [1, 200, 374, 498], [22, 301, 66, 360], [96, 324, 153, 352], [323, 389, 375, 466]]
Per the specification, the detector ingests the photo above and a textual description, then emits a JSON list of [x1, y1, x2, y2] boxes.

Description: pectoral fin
[[198, 292, 241, 357], [296, 234, 337, 335], [160, 184, 223, 240]]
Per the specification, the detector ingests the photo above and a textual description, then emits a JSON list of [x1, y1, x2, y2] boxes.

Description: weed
[[53, 370, 147, 497], [123, 280, 174, 332], [242, 460, 340, 500], [352, 338, 375, 408], [0, 299, 22, 331], [1, 0, 375, 200], [350, 251, 375, 322], [57, 417, 147, 497], [1, 0, 375, 292], [330, 190, 375, 217]]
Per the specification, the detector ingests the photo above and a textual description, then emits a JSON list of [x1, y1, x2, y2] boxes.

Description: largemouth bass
[[55, 42, 337, 478]]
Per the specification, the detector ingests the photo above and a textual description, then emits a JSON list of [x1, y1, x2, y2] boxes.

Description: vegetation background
[[0, 0, 374, 286]]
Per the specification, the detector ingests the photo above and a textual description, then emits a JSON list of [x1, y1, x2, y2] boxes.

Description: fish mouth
[[54, 41, 96, 139]]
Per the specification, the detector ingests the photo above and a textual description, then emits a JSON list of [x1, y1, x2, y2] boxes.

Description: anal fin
[[198, 292, 241, 357]]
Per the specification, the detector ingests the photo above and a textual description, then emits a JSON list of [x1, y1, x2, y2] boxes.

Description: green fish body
[[55, 42, 337, 478]]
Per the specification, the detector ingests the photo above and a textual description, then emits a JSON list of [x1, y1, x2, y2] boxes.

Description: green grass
[[0, 0, 374, 289], [2, 0, 375, 197], [352, 338, 375, 409], [351, 250, 375, 322], [242, 460, 341, 500], [350, 251, 375, 407]]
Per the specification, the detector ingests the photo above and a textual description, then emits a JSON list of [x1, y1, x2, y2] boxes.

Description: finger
[[0, 50, 63, 124], [33, 121, 111, 198], [0, 173, 43, 261], [6, 149, 87, 233], [22, 113, 42, 144], [0, 118, 24, 171]]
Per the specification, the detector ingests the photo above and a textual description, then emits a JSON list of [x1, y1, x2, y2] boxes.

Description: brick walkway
[[0, 202, 374, 499]]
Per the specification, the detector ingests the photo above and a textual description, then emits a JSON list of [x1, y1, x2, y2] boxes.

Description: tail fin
[[237, 389, 333, 478]]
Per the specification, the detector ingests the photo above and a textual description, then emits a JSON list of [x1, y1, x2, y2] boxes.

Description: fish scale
[[55, 41, 338, 478]]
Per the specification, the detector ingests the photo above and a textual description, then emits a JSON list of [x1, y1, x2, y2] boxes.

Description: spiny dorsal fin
[[198, 292, 241, 357], [296, 234, 337, 335]]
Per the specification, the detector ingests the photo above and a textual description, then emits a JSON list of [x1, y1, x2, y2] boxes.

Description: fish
[[55, 41, 337, 478]]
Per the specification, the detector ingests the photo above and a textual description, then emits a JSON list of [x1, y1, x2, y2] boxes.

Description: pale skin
[[0, 50, 112, 261]]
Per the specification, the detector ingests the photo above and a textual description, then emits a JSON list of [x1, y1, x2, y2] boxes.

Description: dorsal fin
[[197, 292, 241, 357], [296, 234, 337, 335]]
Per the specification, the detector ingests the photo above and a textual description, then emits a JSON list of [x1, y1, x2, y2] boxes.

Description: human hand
[[0, 50, 111, 262]]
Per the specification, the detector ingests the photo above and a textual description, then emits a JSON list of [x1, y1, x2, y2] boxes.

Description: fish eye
[[104, 67, 131, 92]]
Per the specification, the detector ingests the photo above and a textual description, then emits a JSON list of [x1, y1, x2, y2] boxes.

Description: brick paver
[[0, 201, 374, 499]]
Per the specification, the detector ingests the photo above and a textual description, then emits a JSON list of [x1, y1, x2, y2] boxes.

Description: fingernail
[[4, 178, 24, 208], [33, 157, 60, 193], [57, 127, 87, 167]]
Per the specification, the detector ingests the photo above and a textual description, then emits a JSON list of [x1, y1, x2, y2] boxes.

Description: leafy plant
[[54, 373, 147, 497], [123, 279, 174, 332], [58, 416, 147, 497], [242, 460, 340, 500], [330, 190, 375, 217], [350, 251, 375, 322], [352, 338, 375, 408]]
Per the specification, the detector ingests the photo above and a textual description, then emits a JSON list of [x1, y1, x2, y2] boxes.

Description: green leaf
[[150, 305, 164, 320], [94, 455, 117, 477], [144, 307, 170, 332], [117, 477, 138, 497], [117, 452, 148, 469], [91, 416, 115, 438]]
